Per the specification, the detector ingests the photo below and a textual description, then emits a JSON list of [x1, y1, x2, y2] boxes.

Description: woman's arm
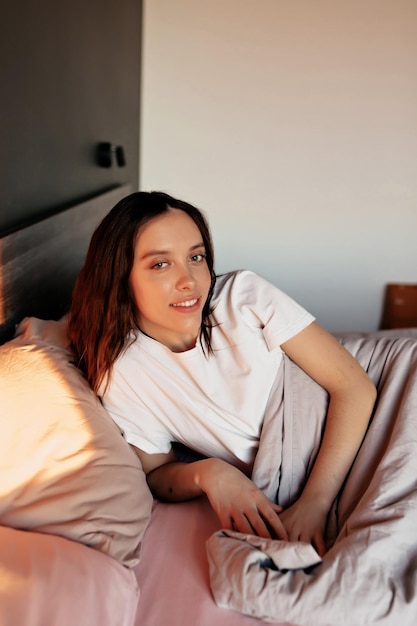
[[133, 446, 288, 540], [279, 321, 377, 554]]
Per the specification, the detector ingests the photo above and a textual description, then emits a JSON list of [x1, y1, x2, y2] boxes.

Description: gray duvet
[[207, 333, 417, 626]]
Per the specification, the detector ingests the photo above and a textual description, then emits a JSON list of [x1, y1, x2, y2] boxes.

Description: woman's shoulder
[[211, 270, 280, 324], [212, 269, 313, 324], [214, 269, 264, 293], [213, 269, 281, 305]]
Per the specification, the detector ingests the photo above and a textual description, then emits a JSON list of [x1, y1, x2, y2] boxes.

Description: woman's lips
[[170, 297, 200, 311]]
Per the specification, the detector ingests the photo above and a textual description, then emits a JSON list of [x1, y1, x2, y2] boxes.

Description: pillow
[[0, 317, 153, 567], [0, 525, 139, 626]]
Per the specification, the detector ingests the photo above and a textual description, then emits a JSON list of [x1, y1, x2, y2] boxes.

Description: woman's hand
[[196, 458, 288, 540], [134, 447, 287, 540], [279, 495, 329, 557]]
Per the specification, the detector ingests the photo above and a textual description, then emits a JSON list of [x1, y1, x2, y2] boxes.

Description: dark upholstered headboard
[[0, 184, 131, 344]]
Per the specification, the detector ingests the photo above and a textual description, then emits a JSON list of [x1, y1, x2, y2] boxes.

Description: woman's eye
[[190, 253, 206, 263], [152, 261, 168, 270]]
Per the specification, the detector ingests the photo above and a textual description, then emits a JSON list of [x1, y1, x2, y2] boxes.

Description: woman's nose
[[176, 265, 196, 290]]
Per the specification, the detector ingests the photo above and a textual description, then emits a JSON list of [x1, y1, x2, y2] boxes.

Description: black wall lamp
[[96, 142, 126, 168]]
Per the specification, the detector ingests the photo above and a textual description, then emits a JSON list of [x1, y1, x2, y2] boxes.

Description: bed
[[1, 187, 417, 626]]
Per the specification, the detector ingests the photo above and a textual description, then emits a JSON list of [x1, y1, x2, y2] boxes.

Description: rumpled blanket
[[207, 334, 417, 626]]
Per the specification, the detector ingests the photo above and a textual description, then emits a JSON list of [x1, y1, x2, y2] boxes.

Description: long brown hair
[[67, 191, 216, 394]]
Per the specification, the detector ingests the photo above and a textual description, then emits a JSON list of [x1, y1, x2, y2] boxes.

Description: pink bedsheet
[[134, 498, 283, 626]]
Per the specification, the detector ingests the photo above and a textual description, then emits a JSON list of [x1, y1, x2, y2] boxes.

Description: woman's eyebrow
[[139, 248, 169, 260], [139, 242, 205, 261], [190, 242, 205, 251]]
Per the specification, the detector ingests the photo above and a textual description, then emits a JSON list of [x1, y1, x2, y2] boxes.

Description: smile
[[171, 298, 199, 308]]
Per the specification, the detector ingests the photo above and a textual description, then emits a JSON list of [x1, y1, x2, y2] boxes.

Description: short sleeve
[[100, 374, 173, 455], [214, 270, 315, 350]]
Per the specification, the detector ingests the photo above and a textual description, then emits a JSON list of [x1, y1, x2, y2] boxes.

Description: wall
[[140, 0, 417, 332], [0, 0, 142, 235]]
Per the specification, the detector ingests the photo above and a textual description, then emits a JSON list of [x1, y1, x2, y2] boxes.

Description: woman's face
[[130, 208, 212, 352]]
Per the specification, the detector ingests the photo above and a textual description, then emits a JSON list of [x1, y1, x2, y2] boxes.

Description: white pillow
[[0, 317, 153, 567]]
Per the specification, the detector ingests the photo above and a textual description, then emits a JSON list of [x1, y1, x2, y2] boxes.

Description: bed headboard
[[0, 184, 131, 344]]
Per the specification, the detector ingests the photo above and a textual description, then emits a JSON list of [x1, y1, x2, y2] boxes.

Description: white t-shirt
[[101, 270, 315, 473]]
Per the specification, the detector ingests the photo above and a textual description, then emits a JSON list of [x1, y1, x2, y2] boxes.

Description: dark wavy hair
[[67, 191, 216, 394]]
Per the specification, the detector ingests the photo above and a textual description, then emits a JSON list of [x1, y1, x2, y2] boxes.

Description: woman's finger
[[312, 532, 326, 557], [257, 503, 288, 540], [231, 512, 257, 536], [244, 509, 275, 538]]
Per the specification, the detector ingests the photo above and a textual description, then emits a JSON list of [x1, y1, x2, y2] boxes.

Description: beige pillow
[[0, 317, 153, 567]]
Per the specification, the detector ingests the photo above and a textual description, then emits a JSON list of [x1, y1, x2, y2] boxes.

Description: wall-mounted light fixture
[[96, 142, 126, 168]]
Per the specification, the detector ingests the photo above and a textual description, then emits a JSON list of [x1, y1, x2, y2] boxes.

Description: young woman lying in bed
[[67, 191, 376, 557]]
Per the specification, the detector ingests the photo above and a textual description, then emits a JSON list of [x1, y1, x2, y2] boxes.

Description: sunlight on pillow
[[0, 317, 153, 567]]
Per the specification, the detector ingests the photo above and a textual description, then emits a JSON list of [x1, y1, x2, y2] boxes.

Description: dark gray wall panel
[[0, 0, 142, 235]]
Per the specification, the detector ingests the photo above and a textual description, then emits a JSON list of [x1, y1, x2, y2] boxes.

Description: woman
[[68, 191, 376, 556]]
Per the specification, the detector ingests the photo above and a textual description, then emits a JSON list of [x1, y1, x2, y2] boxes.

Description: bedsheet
[[207, 334, 417, 625], [134, 498, 280, 626]]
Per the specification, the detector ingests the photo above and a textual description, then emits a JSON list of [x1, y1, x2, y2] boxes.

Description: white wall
[[140, 0, 417, 332]]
